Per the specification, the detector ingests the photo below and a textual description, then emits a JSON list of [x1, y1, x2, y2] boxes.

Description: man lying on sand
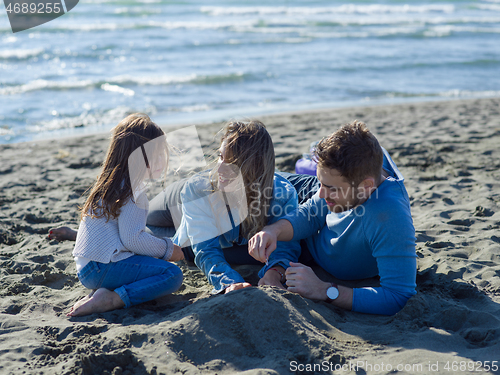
[[249, 121, 417, 315]]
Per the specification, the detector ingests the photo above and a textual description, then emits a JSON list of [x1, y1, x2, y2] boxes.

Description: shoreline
[[4, 94, 500, 146], [1, 97, 500, 374]]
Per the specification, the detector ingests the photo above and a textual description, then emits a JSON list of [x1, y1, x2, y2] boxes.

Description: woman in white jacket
[[147, 121, 303, 294]]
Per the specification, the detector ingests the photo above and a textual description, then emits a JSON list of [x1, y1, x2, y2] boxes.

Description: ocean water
[[1, 0, 500, 143]]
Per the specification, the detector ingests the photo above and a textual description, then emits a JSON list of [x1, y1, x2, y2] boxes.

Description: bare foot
[[66, 290, 95, 316], [66, 288, 125, 317], [48, 227, 77, 241]]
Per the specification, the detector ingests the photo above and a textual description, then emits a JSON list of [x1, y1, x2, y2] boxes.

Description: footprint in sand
[[433, 306, 469, 332], [491, 236, 500, 244], [462, 328, 499, 347], [442, 198, 454, 205], [426, 241, 455, 249], [474, 206, 494, 217], [447, 219, 474, 227], [4, 304, 24, 315]]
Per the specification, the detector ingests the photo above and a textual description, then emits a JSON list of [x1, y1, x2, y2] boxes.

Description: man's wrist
[[265, 223, 281, 240], [325, 282, 339, 303], [321, 281, 333, 302]]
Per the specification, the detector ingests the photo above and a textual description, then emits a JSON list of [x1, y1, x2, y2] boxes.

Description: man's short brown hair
[[314, 120, 383, 186]]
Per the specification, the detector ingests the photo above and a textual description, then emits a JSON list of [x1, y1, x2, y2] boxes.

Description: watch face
[[327, 286, 339, 300]]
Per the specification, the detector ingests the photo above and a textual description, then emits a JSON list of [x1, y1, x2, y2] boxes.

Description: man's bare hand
[[225, 282, 252, 293], [285, 262, 329, 300], [248, 228, 277, 263], [286, 262, 353, 310]]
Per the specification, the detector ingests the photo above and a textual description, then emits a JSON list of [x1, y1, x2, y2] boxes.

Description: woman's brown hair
[[210, 120, 275, 239], [80, 113, 165, 221]]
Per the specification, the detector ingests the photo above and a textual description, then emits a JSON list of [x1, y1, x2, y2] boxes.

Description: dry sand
[[1, 97, 500, 375]]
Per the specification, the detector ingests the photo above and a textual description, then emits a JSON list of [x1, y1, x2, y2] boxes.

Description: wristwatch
[[325, 283, 339, 303]]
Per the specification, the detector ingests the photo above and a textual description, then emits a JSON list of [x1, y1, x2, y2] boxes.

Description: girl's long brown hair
[[210, 120, 275, 239], [80, 113, 165, 221]]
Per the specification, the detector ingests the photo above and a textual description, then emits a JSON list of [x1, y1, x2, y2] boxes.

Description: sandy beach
[[1, 97, 499, 375]]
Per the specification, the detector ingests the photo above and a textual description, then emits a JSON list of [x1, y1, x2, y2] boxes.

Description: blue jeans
[[77, 255, 183, 308]]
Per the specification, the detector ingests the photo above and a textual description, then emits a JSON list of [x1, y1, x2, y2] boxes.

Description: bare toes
[[48, 226, 77, 241], [67, 289, 125, 317]]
